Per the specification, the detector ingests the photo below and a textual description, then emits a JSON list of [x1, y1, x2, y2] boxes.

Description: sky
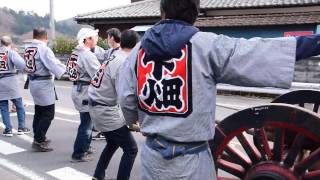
[[0, 0, 131, 20]]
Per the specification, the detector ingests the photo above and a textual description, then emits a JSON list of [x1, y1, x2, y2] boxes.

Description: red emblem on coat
[[0, 51, 9, 71], [137, 44, 193, 117]]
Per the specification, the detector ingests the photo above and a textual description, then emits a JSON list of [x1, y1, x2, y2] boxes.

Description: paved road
[[0, 76, 272, 180]]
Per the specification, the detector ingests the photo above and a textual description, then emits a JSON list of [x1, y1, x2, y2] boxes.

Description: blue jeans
[[72, 112, 93, 158], [0, 98, 25, 130]]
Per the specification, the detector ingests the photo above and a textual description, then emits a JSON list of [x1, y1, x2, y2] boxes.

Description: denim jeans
[[93, 126, 138, 180], [0, 98, 25, 130], [33, 104, 55, 143], [72, 112, 93, 158]]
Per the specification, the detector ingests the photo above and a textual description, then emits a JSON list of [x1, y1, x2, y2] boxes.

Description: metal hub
[[245, 162, 297, 180]]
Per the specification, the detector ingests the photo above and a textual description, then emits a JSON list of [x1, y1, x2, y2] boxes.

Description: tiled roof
[[75, 0, 320, 20], [201, 0, 320, 9], [195, 11, 320, 27], [75, 0, 159, 20]]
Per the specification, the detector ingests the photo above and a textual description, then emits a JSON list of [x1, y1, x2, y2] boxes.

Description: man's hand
[[128, 123, 140, 132]]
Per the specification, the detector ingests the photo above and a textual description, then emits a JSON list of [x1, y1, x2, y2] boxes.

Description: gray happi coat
[[118, 22, 297, 180], [93, 46, 106, 63], [0, 47, 26, 101], [88, 50, 127, 132], [25, 40, 65, 106], [70, 47, 101, 112], [93, 46, 120, 63]]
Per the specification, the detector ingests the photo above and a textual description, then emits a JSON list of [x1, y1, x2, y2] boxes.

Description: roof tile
[[75, 0, 320, 20]]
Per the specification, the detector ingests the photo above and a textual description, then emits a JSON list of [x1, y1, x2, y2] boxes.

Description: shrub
[[52, 37, 77, 55], [52, 37, 109, 55], [97, 37, 109, 50]]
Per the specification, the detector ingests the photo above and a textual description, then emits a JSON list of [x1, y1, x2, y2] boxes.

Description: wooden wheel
[[210, 104, 320, 180]]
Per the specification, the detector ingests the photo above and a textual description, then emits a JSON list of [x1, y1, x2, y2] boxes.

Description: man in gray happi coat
[[91, 28, 122, 141], [89, 30, 140, 180], [24, 27, 66, 152], [0, 36, 30, 137], [117, 0, 320, 179], [67, 28, 101, 162], [92, 28, 121, 64]]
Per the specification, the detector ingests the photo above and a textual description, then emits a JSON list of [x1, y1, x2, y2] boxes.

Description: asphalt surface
[[0, 75, 273, 180]]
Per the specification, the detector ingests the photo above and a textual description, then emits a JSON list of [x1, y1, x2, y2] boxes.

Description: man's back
[[25, 39, 65, 78], [89, 50, 128, 132], [68, 47, 101, 82], [68, 47, 101, 113], [89, 50, 127, 106], [0, 46, 25, 101], [0, 47, 25, 74], [24, 39, 65, 106], [118, 0, 320, 180], [119, 20, 297, 143]]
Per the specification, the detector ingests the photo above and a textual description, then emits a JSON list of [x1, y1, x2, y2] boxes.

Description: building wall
[[95, 24, 135, 38], [201, 24, 317, 38], [202, 24, 320, 83]]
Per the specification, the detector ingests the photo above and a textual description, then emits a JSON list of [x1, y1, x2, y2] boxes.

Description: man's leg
[[33, 105, 42, 140], [85, 113, 93, 151], [37, 104, 55, 143], [32, 104, 54, 152], [0, 100, 13, 136], [93, 132, 119, 180], [72, 112, 93, 160], [12, 98, 29, 133], [114, 126, 138, 180]]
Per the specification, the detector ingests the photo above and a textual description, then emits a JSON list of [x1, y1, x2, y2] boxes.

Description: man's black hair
[[160, 0, 200, 24], [33, 27, 48, 39], [120, 30, 140, 49], [106, 28, 121, 43]]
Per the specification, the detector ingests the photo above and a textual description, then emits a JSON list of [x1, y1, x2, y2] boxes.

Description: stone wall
[[294, 56, 320, 83]]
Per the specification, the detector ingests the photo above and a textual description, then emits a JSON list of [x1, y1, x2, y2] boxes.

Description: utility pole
[[49, 0, 55, 46]]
